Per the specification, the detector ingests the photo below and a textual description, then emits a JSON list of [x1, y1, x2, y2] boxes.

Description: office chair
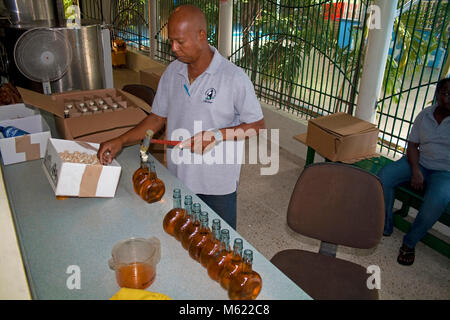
[[271, 162, 385, 300], [122, 84, 156, 107]]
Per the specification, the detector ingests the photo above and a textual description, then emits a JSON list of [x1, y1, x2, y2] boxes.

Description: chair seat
[[271, 249, 379, 300]]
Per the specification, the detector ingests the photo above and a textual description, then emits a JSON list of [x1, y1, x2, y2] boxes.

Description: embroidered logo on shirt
[[203, 88, 216, 103]]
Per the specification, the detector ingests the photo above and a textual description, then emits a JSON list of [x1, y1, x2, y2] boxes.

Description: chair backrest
[[122, 84, 156, 107], [287, 162, 385, 249]]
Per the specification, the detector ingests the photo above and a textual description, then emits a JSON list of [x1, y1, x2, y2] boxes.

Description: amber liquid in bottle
[[228, 249, 262, 300], [116, 262, 156, 290], [139, 160, 165, 203], [132, 132, 152, 194], [219, 238, 244, 290], [199, 219, 221, 268], [173, 196, 193, 241], [188, 212, 211, 261], [206, 229, 232, 282], [163, 189, 185, 236], [181, 203, 201, 250]]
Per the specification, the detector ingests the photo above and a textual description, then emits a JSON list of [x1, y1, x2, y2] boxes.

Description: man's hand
[[410, 169, 424, 190], [179, 131, 216, 154], [97, 137, 124, 165]]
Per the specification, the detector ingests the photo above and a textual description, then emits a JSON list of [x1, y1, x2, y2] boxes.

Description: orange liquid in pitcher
[[132, 167, 148, 194], [116, 262, 156, 289]]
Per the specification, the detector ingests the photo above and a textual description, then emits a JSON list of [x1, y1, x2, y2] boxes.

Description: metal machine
[[0, 0, 113, 94]]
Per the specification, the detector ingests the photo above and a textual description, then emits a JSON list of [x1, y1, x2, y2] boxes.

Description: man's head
[[436, 77, 450, 111], [168, 5, 209, 64]]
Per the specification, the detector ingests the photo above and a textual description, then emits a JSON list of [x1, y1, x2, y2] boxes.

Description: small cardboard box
[[17, 87, 151, 144], [140, 66, 166, 91], [0, 103, 39, 119], [306, 112, 379, 163], [0, 113, 51, 165], [43, 138, 121, 197]]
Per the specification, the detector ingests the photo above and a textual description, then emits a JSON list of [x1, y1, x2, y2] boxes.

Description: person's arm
[[97, 113, 166, 164], [180, 118, 266, 154], [406, 141, 424, 190]]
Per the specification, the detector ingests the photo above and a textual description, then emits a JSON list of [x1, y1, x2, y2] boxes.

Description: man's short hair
[[436, 77, 450, 92]]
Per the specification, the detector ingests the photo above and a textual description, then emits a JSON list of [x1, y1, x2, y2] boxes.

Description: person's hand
[[410, 169, 424, 190], [97, 137, 124, 165], [179, 131, 216, 154]]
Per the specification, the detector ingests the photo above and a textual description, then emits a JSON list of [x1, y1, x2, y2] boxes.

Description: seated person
[[378, 77, 450, 266]]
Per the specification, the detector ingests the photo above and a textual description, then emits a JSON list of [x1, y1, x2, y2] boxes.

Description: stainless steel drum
[[4, 0, 56, 28], [50, 25, 105, 93]]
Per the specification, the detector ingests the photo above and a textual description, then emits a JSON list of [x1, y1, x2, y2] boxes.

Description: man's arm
[[180, 118, 265, 154], [406, 141, 424, 190], [97, 113, 166, 164]]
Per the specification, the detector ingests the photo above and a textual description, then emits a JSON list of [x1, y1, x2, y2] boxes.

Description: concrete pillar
[[149, 0, 157, 59], [355, 0, 398, 123], [218, 0, 233, 59]]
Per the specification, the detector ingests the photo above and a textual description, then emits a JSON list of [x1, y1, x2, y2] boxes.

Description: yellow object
[[112, 39, 127, 67], [110, 288, 171, 300]]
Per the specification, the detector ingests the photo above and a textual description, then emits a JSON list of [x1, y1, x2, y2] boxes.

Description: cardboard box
[[17, 87, 151, 144], [306, 112, 379, 163], [0, 103, 39, 118], [0, 114, 51, 165], [140, 66, 166, 91], [43, 138, 121, 197]]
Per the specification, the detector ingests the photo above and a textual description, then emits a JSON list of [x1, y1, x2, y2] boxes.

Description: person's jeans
[[197, 191, 237, 230], [378, 156, 450, 248]]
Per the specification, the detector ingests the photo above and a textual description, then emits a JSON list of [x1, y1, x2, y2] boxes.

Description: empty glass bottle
[[188, 212, 211, 262], [181, 203, 201, 250], [206, 229, 232, 282], [228, 249, 262, 300], [199, 219, 221, 268], [219, 238, 244, 290], [173, 196, 193, 241], [139, 159, 165, 203], [163, 189, 185, 236]]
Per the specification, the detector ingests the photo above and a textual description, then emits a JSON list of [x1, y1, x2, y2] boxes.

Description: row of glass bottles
[[163, 189, 262, 300], [132, 131, 165, 203]]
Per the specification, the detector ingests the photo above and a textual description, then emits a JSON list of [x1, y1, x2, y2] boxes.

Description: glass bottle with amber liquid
[[163, 189, 185, 236], [219, 238, 244, 290], [188, 212, 211, 262], [181, 203, 201, 250], [139, 159, 165, 203], [173, 196, 193, 241], [206, 229, 232, 282], [132, 132, 152, 194], [199, 219, 221, 268], [228, 249, 262, 300]]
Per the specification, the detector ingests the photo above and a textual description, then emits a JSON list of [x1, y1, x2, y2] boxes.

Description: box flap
[[310, 113, 377, 137], [119, 89, 151, 113], [17, 87, 64, 118], [66, 107, 147, 139]]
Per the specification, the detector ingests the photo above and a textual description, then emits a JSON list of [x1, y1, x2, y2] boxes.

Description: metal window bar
[[376, 0, 449, 158]]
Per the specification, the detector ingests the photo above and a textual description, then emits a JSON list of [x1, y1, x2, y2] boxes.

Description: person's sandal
[[397, 245, 415, 266]]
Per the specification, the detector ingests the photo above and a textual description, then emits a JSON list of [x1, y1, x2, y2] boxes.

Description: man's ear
[[198, 29, 207, 41]]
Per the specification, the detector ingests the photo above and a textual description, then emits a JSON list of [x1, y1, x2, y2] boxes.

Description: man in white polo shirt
[[98, 5, 265, 229], [378, 77, 450, 266]]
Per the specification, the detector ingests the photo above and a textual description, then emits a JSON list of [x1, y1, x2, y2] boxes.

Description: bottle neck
[[173, 196, 182, 209]]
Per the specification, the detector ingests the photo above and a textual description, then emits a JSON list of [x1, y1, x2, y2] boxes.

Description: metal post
[[355, 0, 398, 123], [150, 0, 157, 59], [218, 0, 233, 59]]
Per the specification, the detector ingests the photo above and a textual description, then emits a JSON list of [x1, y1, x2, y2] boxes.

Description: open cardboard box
[[0, 104, 51, 165], [140, 66, 166, 91], [306, 112, 379, 163], [43, 138, 121, 197], [17, 87, 151, 144]]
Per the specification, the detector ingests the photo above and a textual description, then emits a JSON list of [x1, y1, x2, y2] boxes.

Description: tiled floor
[[114, 68, 450, 300]]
